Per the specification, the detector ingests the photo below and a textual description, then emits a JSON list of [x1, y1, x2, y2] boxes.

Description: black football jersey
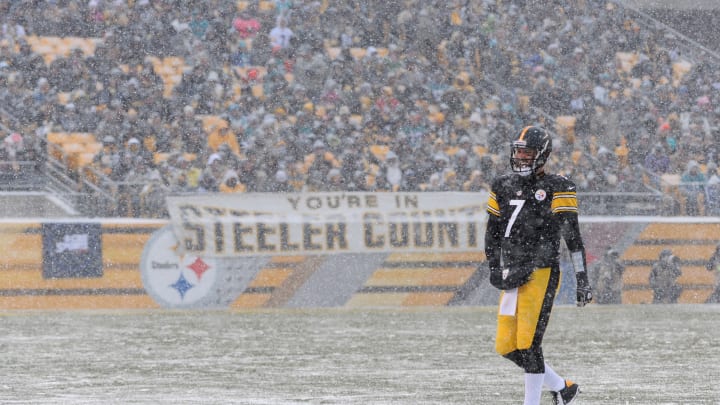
[[485, 172, 585, 271]]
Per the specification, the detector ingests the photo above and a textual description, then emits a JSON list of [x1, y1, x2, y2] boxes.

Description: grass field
[[0, 304, 718, 404]]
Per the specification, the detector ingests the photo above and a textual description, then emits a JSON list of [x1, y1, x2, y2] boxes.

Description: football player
[[484, 126, 592, 405]]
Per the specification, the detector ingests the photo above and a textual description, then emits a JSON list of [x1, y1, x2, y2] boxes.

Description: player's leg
[[495, 267, 559, 404], [496, 290, 544, 404], [542, 267, 567, 392], [546, 361, 581, 405], [543, 362, 566, 392], [495, 267, 556, 364], [517, 267, 557, 404]]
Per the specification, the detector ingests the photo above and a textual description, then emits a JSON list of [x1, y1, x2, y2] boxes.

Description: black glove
[[576, 271, 593, 307]]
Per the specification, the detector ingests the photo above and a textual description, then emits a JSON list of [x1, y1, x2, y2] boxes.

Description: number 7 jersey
[[484, 172, 585, 272]]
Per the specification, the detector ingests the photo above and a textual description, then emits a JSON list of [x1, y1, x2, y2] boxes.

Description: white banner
[[166, 192, 489, 257]]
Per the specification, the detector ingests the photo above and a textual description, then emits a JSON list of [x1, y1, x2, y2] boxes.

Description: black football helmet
[[510, 126, 552, 176]]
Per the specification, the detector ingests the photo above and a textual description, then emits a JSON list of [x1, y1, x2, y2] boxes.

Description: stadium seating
[[346, 252, 485, 307], [25, 35, 100, 64], [147, 56, 189, 98], [1, 2, 712, 222], [46, 132, 100, 172]]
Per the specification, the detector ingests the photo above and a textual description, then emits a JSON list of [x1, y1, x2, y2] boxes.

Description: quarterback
[[484, 126, 592, 405]]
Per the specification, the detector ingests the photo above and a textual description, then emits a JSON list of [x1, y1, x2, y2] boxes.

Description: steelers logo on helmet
[[510, 126, 552, 177]]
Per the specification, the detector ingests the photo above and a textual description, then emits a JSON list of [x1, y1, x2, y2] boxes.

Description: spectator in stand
[[429, 153, 450, 189], [463, 170, 489, 192], [441, 170, 459, 191], [269, 169, 294, 192], [452, 148, 473, 186], [2, 132, 24, 172], [233, 7, 261, 41], [174, 105, 205, 155], [293, 44, 329, 101], [644, 143, 671, 187], [207, 125, 241, 156], [322, 168, 345, 192], [121, 157, 162, 217], [304, 139, 340, 190], [705, 163, 720, 216], [375, 150, 403, 192], [196, 153, 223, 193], [12, 40, 47, 88], [269, 16, 293, 53], [285, 161, 306, 192], [0, 13, 26, 47], [4, 0, 720, 219], [57, 103, 84, 132], [219, 169, 246, 193], [680, 160, 706, 216], [92, 135, 121, 180], [422, 172, 440, 191]]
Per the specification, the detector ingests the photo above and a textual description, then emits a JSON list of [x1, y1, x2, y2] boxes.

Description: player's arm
[[484, 189, 503, 287], [554, 184, 593, 306]]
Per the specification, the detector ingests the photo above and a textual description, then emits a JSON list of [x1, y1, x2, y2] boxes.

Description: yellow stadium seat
[[473, 145, 487, 157], [62, 143, 88, 171], [326, 47, 341, 60], [84, 142, 103, 154], [54, 42, 70, 57], [48, 143, 65, 162], [68, 132, 96, 144], [672, 60, 693, 84], [370, 144, 390, 161], [154, 152, 170, 165], [47, 132, 71, 145], [82, 165, 100, 185], [622, 290, 653, 304], [31, 43, 54, 56], [199, 115, 228, 133], [57, 92, 72, 105], [251, 84, 264, 99], [164, 56, 185, 68], [571, 150, 583, 165], [615, 52, 639, 73], [350, 114, 363, 127], [77, 152, 97, 168], [258, 0, 275, 12], [677, 288, 712, 304], [445, 146, 460, 156], [232, 83, 243, 98], [61, 142, 86, 155], [518, 95, 530, 113], [349, 48, 366, 60], [556, 115, 577, 134], [677, 266, 715, 286]]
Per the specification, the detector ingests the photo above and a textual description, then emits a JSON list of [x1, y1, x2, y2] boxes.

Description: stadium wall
[[0, 217, 717, 310]]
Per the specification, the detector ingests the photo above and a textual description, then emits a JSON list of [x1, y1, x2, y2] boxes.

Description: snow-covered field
[[1, 305, 718, 404]]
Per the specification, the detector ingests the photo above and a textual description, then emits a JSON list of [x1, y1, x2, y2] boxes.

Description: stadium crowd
[[0, 0, 719, 217]]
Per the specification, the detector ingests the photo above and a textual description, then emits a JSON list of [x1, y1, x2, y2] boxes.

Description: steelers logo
[[140, 225, 218, 308], [140, 225, 268, 309], [534, 189, 547, 201]]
